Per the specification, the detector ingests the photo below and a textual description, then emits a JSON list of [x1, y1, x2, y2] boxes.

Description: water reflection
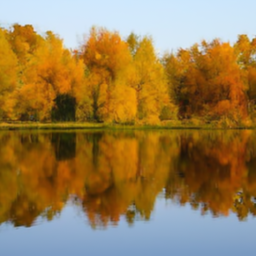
[[0, 130, 256, 228]]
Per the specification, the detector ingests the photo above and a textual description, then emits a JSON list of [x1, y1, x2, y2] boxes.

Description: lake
[[0, 129, 256, 256]]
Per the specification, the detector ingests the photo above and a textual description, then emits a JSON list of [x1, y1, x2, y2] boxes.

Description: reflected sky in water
[[0, 130, 256, 255], [1, 200, 256, 256]]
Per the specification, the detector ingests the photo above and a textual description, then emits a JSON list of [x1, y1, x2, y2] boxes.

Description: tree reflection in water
[[0, 130, 256, 228]]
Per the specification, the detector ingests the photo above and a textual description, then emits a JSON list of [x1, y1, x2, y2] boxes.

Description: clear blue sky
[[0, 0, 255, 54]]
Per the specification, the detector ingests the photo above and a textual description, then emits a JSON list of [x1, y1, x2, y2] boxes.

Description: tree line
[[0, 24, 256, 125]]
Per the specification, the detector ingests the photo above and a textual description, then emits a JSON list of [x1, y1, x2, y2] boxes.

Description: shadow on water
[[51, 133, 76, 161], [0, 130, 256, 228]]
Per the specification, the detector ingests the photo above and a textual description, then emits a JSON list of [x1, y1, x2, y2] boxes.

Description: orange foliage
[[1, 23, 256, 124]]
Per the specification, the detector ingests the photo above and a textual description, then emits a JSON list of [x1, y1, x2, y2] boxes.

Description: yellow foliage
[[1, 24, 256, 125], [0, 28, 18, 119]]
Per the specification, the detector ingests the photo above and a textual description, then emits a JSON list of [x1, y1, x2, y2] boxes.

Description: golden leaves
[[1, 23, 256, 124]]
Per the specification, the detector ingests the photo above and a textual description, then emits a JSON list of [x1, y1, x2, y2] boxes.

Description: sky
[[0, 0, 255, 54]]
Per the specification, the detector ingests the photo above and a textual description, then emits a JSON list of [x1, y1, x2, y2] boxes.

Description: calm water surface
[[0, 130, 256, 255]]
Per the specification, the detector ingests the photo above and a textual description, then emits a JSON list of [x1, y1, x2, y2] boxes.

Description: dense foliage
[[1, 24, 256, 126]]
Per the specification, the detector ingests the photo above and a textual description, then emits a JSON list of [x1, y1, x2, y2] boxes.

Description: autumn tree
[[0, 27, 18, 120], [198, 40, 248, 122], [81, 27, 136, 123], [6, 24, 54, 120], [234, 35, 256, 117], [164, 39, 248, 123], [7, 26, 87, 121], [7, 24, 39, 77], [163, 48, 192, 118], [127, 35, 175, 124]]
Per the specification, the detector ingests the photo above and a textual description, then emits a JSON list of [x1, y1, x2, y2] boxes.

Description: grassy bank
[[0, 122, 104, 130], [0, 120, 255, 130]]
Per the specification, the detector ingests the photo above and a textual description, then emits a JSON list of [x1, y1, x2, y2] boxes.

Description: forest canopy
[[0, 24, 256, 126]]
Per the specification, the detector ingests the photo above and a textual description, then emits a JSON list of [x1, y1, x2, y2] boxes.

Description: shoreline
[[0, 122, 255, 131]]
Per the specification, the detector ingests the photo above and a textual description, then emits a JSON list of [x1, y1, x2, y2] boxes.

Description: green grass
[[0, 120, 255, 130], [0, 122, 104, 130]]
